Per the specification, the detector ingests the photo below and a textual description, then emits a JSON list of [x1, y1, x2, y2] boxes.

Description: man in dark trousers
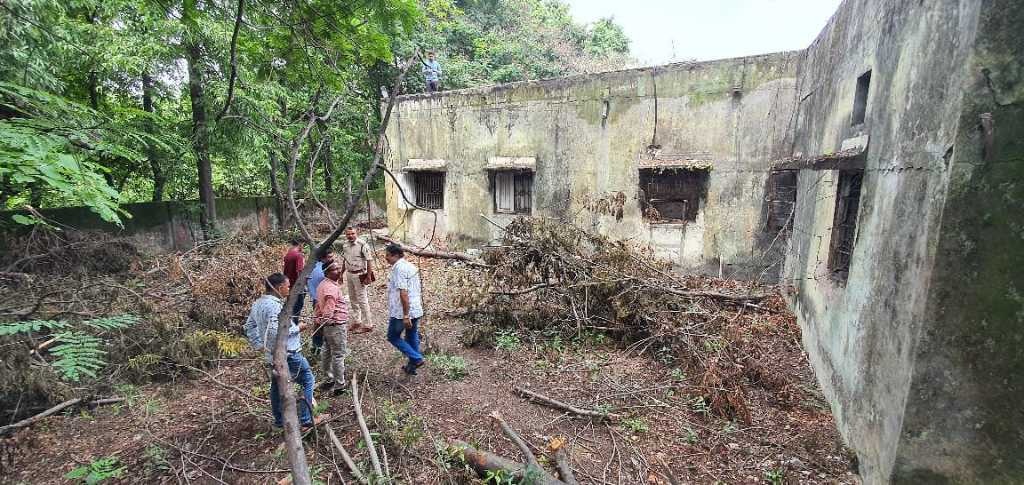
[[243, 272, 326, 429], [282, 238, 305, 324], [384, 244, 425, 375]]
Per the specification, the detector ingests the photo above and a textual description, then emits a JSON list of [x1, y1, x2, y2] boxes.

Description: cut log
[[449, 440, 566, 485], [548, 437, 579, 485], [374, 235, 487, 266], [513, 387, 618, 421]]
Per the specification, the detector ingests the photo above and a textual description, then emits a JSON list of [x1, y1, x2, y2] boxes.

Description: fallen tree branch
[[155, 436, 290, 474], [374, 235, 486, 266], [352, 376, 384, 479], [513, 387, 618, 421], [324, 423, 368, 484], [177, 363, 265, 402], [655, 286, 769, 302], [489, 411, 542, 475], [491, 283, 554, 296], [449, 440, 566, 485], [0, 397, 82, 436]]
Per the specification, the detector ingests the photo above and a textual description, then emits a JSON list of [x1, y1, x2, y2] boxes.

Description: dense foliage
[[0, 0, 631, 226]]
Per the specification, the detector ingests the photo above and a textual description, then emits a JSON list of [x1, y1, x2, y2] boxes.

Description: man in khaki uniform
[[341, 227, 374, 333]]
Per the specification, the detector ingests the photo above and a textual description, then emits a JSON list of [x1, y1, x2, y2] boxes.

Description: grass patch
[[427, 353, 469, 381]]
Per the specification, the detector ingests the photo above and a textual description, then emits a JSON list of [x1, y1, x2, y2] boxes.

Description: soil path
[[5, 254, 858, 484]]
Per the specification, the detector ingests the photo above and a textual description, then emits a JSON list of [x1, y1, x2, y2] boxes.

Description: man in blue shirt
[[244, 272, 322, 429], [422, 51, 442, 93], [307, 248, 335, 354]]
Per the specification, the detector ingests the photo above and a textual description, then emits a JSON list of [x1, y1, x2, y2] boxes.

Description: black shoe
[[402, 363, 417, 375], [317, 379, 336, 391]]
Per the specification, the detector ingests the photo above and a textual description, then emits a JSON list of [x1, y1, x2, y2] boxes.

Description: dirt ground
[[3, 246, 859, 485]]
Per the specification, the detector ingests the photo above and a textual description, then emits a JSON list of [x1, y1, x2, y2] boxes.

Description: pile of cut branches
[[455, 217, 791, 422]]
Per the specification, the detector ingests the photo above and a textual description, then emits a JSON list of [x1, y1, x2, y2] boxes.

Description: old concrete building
[[384, 50, 800, 278], [384, 0, 1023, 483]]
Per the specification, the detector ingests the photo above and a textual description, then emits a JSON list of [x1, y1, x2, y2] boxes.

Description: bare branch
[[215, 0, 245, 122]]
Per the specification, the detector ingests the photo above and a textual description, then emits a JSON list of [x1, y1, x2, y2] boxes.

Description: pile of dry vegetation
[[456, 218, 802, 423]]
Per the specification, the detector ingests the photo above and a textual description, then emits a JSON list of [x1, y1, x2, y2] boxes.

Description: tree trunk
[[322, 138, 333, 194], [142, 72, 165, 201], [269, 149, 286, 227], [185, 41, 216, 233]]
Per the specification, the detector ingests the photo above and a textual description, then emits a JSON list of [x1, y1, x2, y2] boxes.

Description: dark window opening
[[765, 170, 798, 233], [828, 170, 864, 282], [492, 171, 533, 214], [413, 172, 445, 209], [639, 168, 709, 223], [852, 70, 871, 125]]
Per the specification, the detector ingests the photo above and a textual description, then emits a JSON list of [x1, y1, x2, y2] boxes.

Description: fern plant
[[0, 314, 139, 382], [65, 456, 125, 484], [0, 319, 67, 335]]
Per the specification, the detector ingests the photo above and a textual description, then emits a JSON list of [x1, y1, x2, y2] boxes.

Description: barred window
[[493, 171, 533, 214], [414, 172, 444, 209], [639, 168, 709, 222], [828, 170, 863, 282], [765, 170, 798, 233]]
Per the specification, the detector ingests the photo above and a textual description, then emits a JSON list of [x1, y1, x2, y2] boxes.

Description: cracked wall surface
[[784, 0, 1023, 483], [384, 0, 1024, 482]]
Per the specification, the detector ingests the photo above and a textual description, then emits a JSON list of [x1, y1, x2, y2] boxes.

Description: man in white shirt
[[384, 244, 425, 375]]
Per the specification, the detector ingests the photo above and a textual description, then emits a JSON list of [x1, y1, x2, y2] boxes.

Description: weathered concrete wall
[[783, 0, 1023, 482], [0, 190, 385, 253], [385, 53, 799, 276], [385, 0, 1024, 481], [896, 0, 1024, 482]]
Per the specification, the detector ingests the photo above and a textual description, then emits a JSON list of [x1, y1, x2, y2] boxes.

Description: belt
[[347, 269, 365, 273]]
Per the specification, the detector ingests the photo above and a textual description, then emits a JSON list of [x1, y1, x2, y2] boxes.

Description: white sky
[[563, 0, 844, 66]]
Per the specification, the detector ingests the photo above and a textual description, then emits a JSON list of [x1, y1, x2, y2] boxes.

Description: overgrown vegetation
[[0, 228, 287, 424], [0, 0, 631, 227]]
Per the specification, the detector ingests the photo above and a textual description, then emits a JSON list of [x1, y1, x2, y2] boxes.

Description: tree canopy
[[0, 0, 632, 226]]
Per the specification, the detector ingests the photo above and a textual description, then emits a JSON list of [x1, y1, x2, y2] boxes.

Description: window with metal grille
[[493, 171, 533, 214], [639, 168, 709, 222], [828, 170, 863, 282], [414, 172, 444, 209], [765, 170, 798, 232]]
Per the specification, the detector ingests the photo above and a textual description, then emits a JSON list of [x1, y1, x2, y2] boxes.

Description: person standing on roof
[[422, 51, 442, 94], [282, 238, 306, 325]]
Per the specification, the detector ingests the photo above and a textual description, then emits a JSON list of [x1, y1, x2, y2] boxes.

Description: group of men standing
[[243, 227, 425, 429]]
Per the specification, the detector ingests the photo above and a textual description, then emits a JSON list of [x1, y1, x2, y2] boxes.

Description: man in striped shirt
[[244, 273, 322, 428]]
